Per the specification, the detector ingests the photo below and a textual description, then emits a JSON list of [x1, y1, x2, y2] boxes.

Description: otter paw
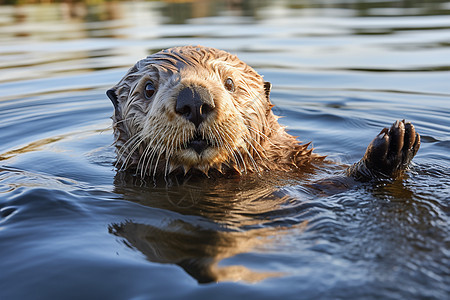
[[349, 120, 420, 180]]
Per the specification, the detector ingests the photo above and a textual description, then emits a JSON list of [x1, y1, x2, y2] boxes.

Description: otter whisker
[[243, 128, 268, 154], [248, 126, 281, 149], [211, 126, 242, 171], [138, 139, 155, 177], [127, 137, 149, 174], [152, 146, 165, 178], [136, 124, 168, 176], [164, 127, 181, 177], [210, 128, 243, 173], [113, 116, 139, 126], [144, 145, 159, 177], [220, 128, 248, 173], [116, 134, 144, 171], [141, 130, 166, 176], [242, 133, 266, 165], [141, 142, 157, 177], [210, 126, 241, 171], [207, 128, 222, 149], [164, 151, 172, 177], [183, 127, 192, 149], [106, 116, 139, 132], [247, 120, 280, 144], [224, 125, 261, 172], [115, 132, 140, 162], [141, 127, 169, 176], [240, 139, 261, 173]]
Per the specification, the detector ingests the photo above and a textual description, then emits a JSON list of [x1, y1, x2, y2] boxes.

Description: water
[[0, 1, 449, 299]]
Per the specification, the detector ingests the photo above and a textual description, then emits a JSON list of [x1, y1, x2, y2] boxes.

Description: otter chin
[[107, 46, 420, 180]]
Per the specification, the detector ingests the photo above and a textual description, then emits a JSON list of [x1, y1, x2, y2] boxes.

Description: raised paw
[[348, 120, 420, 180]]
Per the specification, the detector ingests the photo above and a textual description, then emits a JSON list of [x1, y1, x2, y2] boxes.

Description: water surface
[[0, 1, 449, 299]]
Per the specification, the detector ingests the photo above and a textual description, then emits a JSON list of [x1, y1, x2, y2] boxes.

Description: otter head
[[107, 46, 313, 177]]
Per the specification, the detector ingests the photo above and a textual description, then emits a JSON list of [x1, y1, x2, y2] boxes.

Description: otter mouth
[[185, 133, 212, 154]]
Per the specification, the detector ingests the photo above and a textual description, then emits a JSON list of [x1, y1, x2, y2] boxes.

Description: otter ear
[[264, 81, 271, 101], [106, 88, 119, 110]]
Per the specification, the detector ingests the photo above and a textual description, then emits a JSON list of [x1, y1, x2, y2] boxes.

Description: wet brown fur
[[108, 46, 323, 177]]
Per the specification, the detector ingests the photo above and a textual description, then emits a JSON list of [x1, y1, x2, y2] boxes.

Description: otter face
[[107, 46, 275, 177]]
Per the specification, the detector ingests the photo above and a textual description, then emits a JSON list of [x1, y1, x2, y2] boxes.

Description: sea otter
[[106, 46, 420, 181]]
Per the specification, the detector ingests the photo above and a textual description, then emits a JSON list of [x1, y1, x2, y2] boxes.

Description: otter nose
[[175, 86, 214, 128]]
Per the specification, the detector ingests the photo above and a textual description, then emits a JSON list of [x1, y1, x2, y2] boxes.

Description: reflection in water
[[113, 171, 309, 228], [109, 220, 299, 283], [110, 172, 308, 283]]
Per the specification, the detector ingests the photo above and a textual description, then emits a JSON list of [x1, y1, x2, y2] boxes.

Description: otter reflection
[[110, 172, 310, 283]]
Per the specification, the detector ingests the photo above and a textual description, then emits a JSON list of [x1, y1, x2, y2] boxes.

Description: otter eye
[[144, 81, 156, 99], [224, 78, 235, 92]]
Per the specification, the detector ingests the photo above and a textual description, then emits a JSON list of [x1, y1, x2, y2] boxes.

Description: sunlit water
[[0, 1, 449, 299]]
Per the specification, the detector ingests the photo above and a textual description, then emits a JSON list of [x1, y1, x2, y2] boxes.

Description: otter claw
[[348, 120, 420, 180]]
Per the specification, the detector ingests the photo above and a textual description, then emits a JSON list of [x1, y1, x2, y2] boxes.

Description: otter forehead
[[147, 46, 240, 69], [134, 46, 259, 82]]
